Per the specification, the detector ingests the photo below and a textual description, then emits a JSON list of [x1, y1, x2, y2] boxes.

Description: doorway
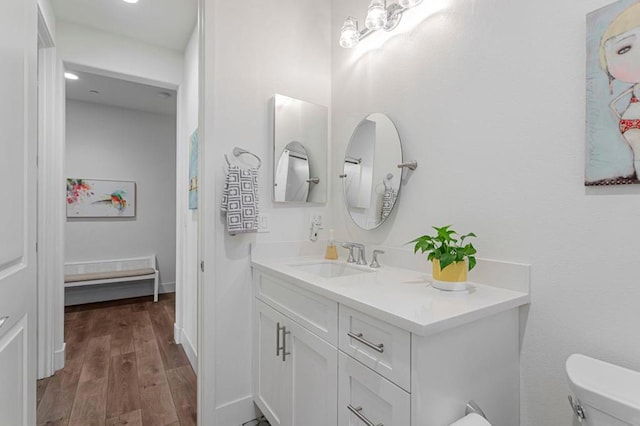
[[34, 1, 200, 424]]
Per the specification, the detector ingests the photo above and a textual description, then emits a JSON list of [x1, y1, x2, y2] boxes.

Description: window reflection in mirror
[[273, 94, 328, 203], [343, 113, 402, 230]]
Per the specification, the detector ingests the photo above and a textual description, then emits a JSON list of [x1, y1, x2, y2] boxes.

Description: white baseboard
[[64, 280, 176, 306], [215, 395, 257, 426], [54, 342, 65, 372], [175, 325, 198, 373], [174, 323, 182, 345]]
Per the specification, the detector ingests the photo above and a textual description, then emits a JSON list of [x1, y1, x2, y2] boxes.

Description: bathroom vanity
[[251, 249, 529, 426]]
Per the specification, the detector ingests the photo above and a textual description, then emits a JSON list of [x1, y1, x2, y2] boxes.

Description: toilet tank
[[566, 354, 640, 426]]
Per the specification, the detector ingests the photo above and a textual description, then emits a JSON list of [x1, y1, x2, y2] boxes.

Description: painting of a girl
[[587, 0, 640, 185]]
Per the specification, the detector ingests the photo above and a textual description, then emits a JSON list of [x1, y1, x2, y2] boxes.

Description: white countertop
[[251, 256, 530, 337]]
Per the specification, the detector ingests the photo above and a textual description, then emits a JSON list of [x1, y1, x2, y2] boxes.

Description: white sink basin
[[291, 262, 374, 279]]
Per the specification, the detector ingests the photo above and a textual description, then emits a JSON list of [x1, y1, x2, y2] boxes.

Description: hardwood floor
[[37, 294, 196, 426]]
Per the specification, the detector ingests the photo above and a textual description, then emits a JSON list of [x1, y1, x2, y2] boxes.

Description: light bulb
[[340, 17, 360, 48], [399, 0, 422, 7], [365, 0, 387, 31]]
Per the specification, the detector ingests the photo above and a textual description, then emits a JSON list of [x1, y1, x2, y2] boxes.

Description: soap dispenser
[[325, 229, 338, 260]]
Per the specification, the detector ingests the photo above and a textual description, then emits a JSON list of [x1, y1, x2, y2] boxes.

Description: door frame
[[36, 4, 66, 379], [37, 58, 194, 379]]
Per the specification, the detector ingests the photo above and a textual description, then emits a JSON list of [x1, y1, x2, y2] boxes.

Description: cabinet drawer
[[339, 305, 411, 391], [255, 271, 338, 345], [338, 352, 410, 426]]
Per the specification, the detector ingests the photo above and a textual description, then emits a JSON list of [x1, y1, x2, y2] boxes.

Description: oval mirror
[[274, 141, 311, 202], [343, 113, 402, 230], [273, 94, 327, 203]]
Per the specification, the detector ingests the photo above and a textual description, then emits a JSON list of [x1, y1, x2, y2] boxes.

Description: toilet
[[566, 354, 640, 425]]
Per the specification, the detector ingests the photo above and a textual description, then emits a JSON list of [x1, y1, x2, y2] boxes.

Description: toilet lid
[[566, 354, 640, 424]]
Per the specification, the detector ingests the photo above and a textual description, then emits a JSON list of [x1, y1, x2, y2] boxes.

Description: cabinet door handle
[[0, 316, 8, 330], [281, 325, 291, 362], [277, 322, 291, 361], [348, 332, 384, 353], [276, 322, 282, 357], [347, 405, 383, 426]]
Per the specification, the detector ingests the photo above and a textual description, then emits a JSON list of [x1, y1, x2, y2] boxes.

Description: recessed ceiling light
[[64, 72, 79, 80], [122, 0, 139, 3]]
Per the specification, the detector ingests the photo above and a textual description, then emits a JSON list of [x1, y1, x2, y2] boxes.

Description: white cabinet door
[[254, 297, 339, 426], [338, 352, 410, 426], [288, 320, 338, 426], [254, 301, 291, 426], [0, 0, 38, 425]]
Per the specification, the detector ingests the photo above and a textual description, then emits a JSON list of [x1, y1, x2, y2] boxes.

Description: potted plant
[[409, 225, 477, 291]]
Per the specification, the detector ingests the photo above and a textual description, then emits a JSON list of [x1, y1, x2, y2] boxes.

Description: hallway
[[36, 294, 196, 426]]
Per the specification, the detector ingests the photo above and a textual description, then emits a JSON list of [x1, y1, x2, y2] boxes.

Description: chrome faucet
[[370, 249, 384, 268], [342, 242, 367, 265], [342, 243, 357, 263], [352, 243, 367, 266]]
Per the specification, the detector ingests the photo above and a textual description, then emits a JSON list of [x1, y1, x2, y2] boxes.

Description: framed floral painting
[[66, 179, 136, 218]]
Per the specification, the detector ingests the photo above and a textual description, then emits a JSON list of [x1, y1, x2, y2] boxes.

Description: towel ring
[[225, 147, 262, 169]]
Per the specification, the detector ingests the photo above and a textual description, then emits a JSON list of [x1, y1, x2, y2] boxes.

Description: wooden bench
[[64, 256, 159, 302]]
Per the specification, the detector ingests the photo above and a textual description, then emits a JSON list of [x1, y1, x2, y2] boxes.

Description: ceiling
[[65, 68, 177, 116], [51, 0, 197, 51]]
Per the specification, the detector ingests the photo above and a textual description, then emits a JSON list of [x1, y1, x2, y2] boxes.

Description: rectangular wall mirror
[[273, 94, 328, 204]]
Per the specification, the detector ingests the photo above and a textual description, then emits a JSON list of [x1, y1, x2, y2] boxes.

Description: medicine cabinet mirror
[[273, 94, 328, 203], [342, 113, 403, 230]]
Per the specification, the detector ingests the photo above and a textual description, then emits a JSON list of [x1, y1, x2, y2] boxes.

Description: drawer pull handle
[[347, 405, 383, 426], [348, 332, 384, 353], [0, 316, 8, 329]]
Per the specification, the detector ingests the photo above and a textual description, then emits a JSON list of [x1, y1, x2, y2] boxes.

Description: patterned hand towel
[[381, 187, 396, 220], [221, 165, 259, 235]]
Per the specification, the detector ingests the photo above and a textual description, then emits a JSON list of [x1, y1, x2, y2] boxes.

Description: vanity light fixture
[[365, 0, 388, 30], [398, 0, 423, 7], [339, 0, 422, 48]]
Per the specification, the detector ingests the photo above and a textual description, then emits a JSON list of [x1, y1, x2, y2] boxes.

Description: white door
[[288, 320, 337, 426], [0, 0, 39, 424], [254, 301, 290, 426]]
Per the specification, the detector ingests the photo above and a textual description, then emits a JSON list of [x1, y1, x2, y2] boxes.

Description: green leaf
[[439, 253, 454, 271], [468, 256, 476, 271]]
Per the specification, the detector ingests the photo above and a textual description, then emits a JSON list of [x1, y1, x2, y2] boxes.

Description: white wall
[[56, 21, 182, 89], [176, 25, 199, 370], [331, 0, 640, 425], [200, 0, 331, 423], [65, 100, 176, 304]]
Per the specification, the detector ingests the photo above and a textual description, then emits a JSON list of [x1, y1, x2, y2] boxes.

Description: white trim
[[174, 324, 198, 373], [62, 62, 178, 91], [53, 342, 65, 371], [37, 3, 65, 379], [37, 6, 54, 48], [174, 73, 185, 376], [160, 281, 176, 293], [214, 396, 256, 425], [197, 1, 210, 423]]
